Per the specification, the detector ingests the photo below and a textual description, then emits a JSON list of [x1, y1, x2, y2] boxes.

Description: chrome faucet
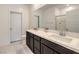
[[59, 31, 66, 36]]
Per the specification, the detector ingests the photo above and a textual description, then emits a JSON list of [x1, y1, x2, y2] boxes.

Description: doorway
[[10, 12, 22, 42]]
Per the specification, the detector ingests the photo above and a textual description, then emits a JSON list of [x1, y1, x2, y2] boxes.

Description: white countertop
[[27, 29, 79, 53]]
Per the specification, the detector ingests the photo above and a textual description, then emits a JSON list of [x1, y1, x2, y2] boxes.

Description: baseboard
[[10, 39, 25, 43], [10, 35, 26, 43]]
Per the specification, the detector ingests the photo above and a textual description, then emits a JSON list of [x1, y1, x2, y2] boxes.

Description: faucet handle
[[44, 28, 49, 30]]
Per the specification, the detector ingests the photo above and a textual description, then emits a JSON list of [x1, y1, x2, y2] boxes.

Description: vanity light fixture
[[65, 4, 75, 12]]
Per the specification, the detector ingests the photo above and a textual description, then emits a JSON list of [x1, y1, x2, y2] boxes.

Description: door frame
[[34, 15, 40, 28], [10, 11, 22, 43]]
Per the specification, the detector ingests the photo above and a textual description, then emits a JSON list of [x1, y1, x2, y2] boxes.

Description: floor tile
[[0, 40, 33, 54]]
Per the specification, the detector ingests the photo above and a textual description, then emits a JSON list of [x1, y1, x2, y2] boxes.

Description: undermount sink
[[49, 35, 72, 43], [36, 30, 72, 43]]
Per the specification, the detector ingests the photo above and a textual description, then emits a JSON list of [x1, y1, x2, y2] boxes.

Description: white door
[[10, 12, 22, 42]]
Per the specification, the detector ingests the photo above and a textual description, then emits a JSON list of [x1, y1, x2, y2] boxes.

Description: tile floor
[[0, 40, 33, 54]]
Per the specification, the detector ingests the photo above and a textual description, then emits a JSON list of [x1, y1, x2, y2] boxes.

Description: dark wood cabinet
[[34, 39, 40, 50], [34, 35, 40, 41], [34, 35, 41, 54], [34, 48, 40, 54], [26, 32, 30, 48], [30, 37, 34, 51], [41, 44, 54, 54], [41, 38, 77, 54], [26, 32, 34, 52], [26, 31, 78, 54]]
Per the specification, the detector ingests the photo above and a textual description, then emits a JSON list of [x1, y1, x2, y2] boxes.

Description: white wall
[[0, 4, 31, 46]]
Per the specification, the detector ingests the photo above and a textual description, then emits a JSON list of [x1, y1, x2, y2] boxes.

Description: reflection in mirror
[[55, 15, 66, 36], [32, 4, 79, 33], [66, 9, 79, 33], [32, 15, 40, 29], [55, 15, 66, 31], [38, 6, 56, 30]]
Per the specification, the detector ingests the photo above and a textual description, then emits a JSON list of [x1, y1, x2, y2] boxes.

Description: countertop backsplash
[[45, 29, 79, 39], [66, 32, 79, 39], [29, 28, 79, 39]]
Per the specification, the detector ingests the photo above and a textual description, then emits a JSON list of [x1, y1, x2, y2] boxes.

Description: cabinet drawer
[[34, 35, 40, 41], [41, 38, 78, 54], [34, 48, 40, 54]]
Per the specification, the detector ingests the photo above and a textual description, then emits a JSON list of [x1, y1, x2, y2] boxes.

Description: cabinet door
[[30, 37, 34, 51], [26, 37, 30, 47], [41, 44, 54, 54], [34, 35, 40, 41], [34, 48, 40, 54], [34, 39, 40, 50], [26, 32, 30, 47]]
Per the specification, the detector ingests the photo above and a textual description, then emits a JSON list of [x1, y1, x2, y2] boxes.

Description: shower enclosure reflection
[[32, 4, 79, 34]]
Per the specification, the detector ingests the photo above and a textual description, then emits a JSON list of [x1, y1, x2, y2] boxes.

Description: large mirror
[[66, 8, 79, 33], [32, 4, 79, 33], [55, 4, 79, 33]]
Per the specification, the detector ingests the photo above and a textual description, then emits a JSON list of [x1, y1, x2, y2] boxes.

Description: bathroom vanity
[[26, 29, 79, 54], [29, 4, 79, 54]]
